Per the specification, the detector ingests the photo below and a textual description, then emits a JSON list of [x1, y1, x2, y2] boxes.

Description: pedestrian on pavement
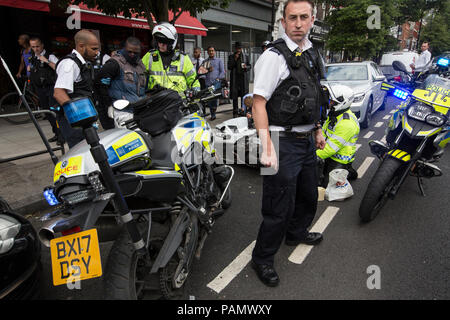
[[203, 46, 225, 120], [142, 22, 200, 95], [251, 0, 327, 287], [228, 42, 251, 118], [193, 47, 206, 90], [95, 36, 147, 126], [53, 29, 100, 148], [28, 37, 63, 144], [317, 83, 360, 187], [16, 34, 32, 79], [410, 42, 432, 73]]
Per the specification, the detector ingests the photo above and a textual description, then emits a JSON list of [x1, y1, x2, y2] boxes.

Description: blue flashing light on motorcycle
[[393, 89, 409, 100], [437, 57, 449, 68], [62, 97, 98, 128], [43, 188, 59, 206]]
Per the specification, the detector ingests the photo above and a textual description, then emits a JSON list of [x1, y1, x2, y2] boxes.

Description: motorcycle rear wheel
[[104, 220, 176, 300], [359, 157, 402, 223]]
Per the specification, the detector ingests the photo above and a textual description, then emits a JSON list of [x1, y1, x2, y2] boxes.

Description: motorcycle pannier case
[[133, 88, 183, 136]]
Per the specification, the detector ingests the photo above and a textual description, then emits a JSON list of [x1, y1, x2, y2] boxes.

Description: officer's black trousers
[[252, 135, 318, 266], [35, 86, 59, 136], [56, 112, 84, 148]]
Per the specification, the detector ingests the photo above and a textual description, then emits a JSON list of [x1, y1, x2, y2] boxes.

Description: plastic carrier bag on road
[[325, 169, 354, 202]]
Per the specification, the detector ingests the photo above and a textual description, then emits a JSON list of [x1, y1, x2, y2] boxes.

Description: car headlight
[[0, 214, 21, 254], [407, 103, 434, 121], [426, 114, 447, 127], [353, 93, 365, 103]]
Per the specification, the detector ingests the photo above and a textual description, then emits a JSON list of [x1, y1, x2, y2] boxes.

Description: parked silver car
[[325, 61, 387, 128]]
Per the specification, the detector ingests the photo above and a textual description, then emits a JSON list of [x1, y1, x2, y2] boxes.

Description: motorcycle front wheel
[[359, 157, 403, 223]]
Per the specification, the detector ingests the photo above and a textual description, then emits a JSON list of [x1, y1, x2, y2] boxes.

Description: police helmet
[[152, 22, 178, 51], [322, 82, 355, 112]]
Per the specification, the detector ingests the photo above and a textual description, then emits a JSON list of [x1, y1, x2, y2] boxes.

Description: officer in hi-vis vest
[[142, 22, 200, 95], [317, 83, 360, 187]]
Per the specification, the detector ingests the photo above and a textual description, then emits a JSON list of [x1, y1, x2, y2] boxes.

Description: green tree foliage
[[421, 0, 450, 56], [324, 0, 399, 61], [397, 0, 445, 23], [56, 0, 232, 29]]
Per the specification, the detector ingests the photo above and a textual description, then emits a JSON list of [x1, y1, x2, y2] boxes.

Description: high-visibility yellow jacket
[[317, 109, 360, 164], [142, 50, 200, 94]]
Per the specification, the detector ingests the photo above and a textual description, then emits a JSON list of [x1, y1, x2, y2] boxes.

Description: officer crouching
[[317, 83, 360, 187], [251, 0, 327, 287]]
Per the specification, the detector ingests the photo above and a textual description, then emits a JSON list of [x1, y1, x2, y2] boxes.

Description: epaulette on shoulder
[[343, 113, 350, 120], [269, 47, 281, 55]]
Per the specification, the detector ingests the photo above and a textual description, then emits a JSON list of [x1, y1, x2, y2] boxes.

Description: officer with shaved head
[[54, 29, 100, 148]]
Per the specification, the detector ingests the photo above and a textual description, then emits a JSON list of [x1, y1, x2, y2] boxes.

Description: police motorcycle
[[38, 76, 234, 299], [359, 56, 450, 223]]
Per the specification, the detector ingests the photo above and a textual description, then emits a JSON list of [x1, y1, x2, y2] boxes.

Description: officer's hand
[[38, 55, 49, 64], [260, 148, 278, 171], [315, 130, 326, 150]]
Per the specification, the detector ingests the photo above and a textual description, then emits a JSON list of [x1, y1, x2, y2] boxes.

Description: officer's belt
[[272, 131, 312, 139]]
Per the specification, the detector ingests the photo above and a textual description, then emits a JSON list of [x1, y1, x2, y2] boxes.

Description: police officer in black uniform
[[29, 37, 62, 144], [251, 0, 327, 287], [53, 30, 100, 148]]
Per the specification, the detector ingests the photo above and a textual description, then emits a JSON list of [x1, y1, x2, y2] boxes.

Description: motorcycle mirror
[[392, 60, 409, 74], [113, 99, 130, 110]]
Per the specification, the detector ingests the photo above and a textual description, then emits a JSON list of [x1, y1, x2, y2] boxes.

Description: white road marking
[[288, 207, 340, 265], [363, 131, 374, 139], [383, 115, 391, 120], [390, 109, 396, 114], [207, 241, 256, 294], [357, 157, 375, 178], [356, 144, 362, 152], [375, 122, 384, 127], [380, 135, 387, 144]]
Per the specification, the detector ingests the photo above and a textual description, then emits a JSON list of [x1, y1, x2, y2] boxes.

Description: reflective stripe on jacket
[[317, 110, 360, 164], [142, 50, 200, 94]]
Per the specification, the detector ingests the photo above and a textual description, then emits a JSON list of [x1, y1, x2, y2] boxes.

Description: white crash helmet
[[152, 22, 178, 51], [322, 82, 355, 112]]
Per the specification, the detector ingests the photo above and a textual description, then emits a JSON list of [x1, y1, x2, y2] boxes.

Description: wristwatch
[[313, 122, 322, 131]]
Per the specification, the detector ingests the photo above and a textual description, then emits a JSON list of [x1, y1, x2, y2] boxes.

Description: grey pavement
[[0, 102, 236, 215]]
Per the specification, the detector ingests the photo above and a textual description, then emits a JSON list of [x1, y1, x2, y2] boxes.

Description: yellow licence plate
[[50, 229, 102, 286]]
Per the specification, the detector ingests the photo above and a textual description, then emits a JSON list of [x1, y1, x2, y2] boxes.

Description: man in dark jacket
[[95, 37, 146, 129], [228, 42, 251, 118]]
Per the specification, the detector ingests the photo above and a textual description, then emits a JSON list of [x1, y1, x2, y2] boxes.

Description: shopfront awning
[[0, 0, 50, 12], [72, 4, 208, 36]]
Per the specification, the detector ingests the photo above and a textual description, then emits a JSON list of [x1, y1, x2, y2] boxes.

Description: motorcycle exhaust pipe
[[39, 216, 123, 247], [38, 217, 64, 248]]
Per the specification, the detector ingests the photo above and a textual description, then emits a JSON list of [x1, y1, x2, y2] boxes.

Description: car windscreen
[[326, 65, 369, 81]]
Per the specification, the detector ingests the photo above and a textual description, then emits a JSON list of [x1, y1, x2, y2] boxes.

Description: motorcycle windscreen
[[412, 75, 450, 114]]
